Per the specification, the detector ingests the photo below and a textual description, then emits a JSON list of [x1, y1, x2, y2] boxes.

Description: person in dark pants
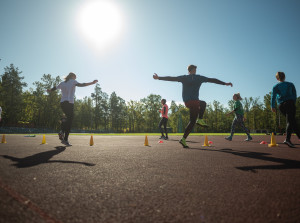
[[271, 71, 300, 147], [47, 72, 98, 146], [225, 93, 252, 141], [153, 65, 232, 148], [158, 99, 169, 140]]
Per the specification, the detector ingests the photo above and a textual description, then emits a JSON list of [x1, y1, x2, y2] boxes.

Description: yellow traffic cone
[[41, 134, 46, 144], [202, 135, 210, 147], [144, 135, 149, 146], [268, 132, 278, 147], [90, 135, 94, 146], [1, 134, 7, 143]]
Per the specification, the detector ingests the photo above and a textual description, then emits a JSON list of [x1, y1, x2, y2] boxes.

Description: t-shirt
[[56, 79, 79, 104], [160, 104, 168, 119], [234, 100, 244, 116], [271, 81, 296, 108], [177, 75, 209, 102]]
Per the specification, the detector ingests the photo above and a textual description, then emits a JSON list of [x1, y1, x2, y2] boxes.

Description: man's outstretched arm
[[206, 78, 233, 87], [153, 73, 180, 82]]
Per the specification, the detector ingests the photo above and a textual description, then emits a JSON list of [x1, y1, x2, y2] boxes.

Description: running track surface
[[0, 135, 300, 223]]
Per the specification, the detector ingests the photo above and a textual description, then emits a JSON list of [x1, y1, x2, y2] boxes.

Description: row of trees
[[1, 64, 299, 133]]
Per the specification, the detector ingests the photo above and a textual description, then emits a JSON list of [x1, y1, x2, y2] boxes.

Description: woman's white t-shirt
[[56, 79, 79, 104]]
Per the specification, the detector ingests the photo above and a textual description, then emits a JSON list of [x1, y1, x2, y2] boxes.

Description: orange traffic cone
[[268, 132, 278, 147], [41, 134, 47, 144], [90, 135, 94, 146], [1, 134, 7, 144], [202, 135, 210, 147], [144, 135, 149, 146]]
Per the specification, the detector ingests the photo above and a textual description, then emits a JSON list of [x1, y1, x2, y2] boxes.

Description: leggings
[[279, 100, 300, 140], [60, 101, 74, 141], [230, 114, 250, 137], [158, 117, 168, 136], [183, 100, 206, 139]]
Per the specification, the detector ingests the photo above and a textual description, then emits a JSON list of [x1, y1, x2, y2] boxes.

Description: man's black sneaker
[[283, 140, 295, 148], [164, 136, 168, 140], [159, 136, 165, 139], [58, 131, 64, 141], [61, 140, 72, 146]]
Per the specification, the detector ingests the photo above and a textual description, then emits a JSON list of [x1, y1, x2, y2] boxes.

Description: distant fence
[[0, 127, 56, 134], [0, 127, 173, 134], [0, 127, 110, 134]]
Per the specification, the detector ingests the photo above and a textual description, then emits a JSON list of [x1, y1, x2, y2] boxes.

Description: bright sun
[[77, 1, 123, 49]]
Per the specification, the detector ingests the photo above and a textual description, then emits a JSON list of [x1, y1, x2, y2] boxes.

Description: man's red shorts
[[184, 100, 200, 111]]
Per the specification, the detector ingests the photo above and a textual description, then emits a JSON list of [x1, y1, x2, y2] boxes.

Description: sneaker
[[225, 136, 232, 141], [61, 140, 72, 146], [196, 119, 208, 127], [245, 136, 253, 141], [164, 136, 168, 140], [179, 138, 189, 148], [159, 136, 165, 139], [58, 131, 64, 141], [283, 140, 295, 148]]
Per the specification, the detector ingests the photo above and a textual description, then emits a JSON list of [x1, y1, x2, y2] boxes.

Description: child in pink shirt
[[159, 99, 169, 140]]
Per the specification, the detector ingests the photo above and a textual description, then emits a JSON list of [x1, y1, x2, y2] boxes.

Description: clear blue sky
[[1, 0, 299, 107]]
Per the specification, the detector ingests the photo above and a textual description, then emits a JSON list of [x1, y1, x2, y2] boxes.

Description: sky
[[1, 0, 300, 107]]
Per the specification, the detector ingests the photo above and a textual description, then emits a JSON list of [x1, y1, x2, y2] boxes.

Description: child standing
[[158, 99, 169, 140], [225, 93, 252, 141], [271, 71, 300, 147]]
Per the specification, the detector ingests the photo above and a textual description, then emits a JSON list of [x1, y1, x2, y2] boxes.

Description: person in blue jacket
[[271, 71, 300, 147], [153, 64, 232, 148]]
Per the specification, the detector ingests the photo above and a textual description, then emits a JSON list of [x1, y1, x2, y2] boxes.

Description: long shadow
[[190, 147, 300, 172], [168, 139, 199, 143], [1, 146, 95, 168]]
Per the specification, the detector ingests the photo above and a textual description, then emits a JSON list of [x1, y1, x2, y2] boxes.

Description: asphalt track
[[0, 134, 300, 223]]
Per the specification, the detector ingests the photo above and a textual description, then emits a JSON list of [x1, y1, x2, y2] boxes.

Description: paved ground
[[0, 134, 300, 223]]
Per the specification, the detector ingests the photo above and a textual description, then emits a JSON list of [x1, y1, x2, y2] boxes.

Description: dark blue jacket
[[271, 81, 297, 108], [159, 74, 226, 102]]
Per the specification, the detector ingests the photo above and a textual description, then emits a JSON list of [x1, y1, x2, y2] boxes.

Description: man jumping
[[153, 65, 232, 148]]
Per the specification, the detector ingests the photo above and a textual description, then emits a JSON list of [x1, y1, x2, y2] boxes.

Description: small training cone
[[202, 135, 210, 147], [1, 134, 7, 143], [41, 135, 46, 144], [260, 141, 267, 145], [90, 135, 94, 146], [144, 135, 149, 146], [208, 141, 213, 144], [268, 132, 278, 147], [158, 140, 163, 143]]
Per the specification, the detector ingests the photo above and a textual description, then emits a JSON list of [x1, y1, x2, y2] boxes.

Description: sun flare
[[77, 1, 123, 49]]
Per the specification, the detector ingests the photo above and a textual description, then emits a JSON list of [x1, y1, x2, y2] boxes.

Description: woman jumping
[[47, 72, 98, 146]]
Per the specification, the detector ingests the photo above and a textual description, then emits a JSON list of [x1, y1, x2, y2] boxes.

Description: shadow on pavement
[[1, 146, 95, 168], [193, 147, 300, 173], [221, 148, 300, 172]]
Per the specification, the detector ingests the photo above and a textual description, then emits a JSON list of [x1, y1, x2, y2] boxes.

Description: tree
[[109, 92, 127, 132], [0, 64, 27, 125], [33, 74, 61, 128], [140, 94, 161, 132], [263, 92, 277, 132]]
